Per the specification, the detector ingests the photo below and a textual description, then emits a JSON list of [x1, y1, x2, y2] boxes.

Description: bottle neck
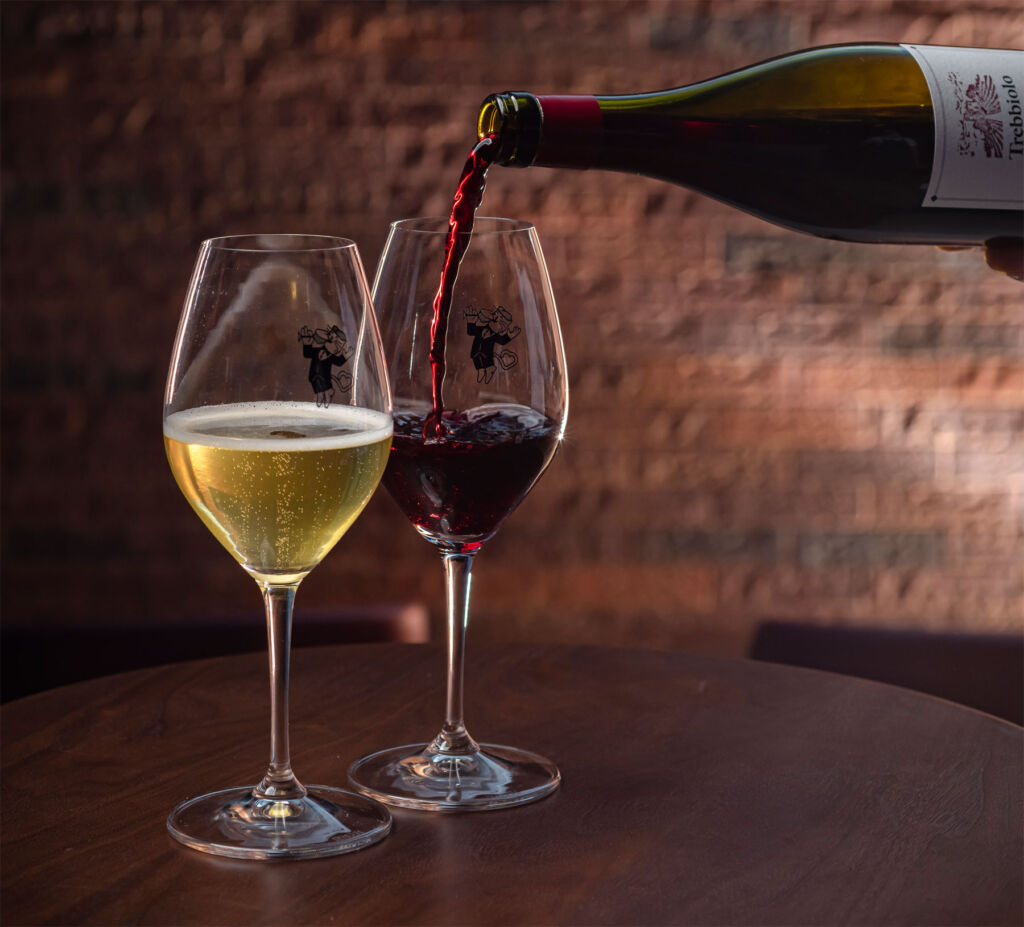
[[477, 45, 925, 175], [479, 92, 603, 169]]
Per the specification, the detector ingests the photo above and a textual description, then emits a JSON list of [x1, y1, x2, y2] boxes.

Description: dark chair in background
[[1, 603, 430, 702], [750, 621, 1023, 725]]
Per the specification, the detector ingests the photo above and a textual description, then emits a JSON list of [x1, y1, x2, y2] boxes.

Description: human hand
[[983, 237, 1024, 280], [939, 237, 1023, 281]]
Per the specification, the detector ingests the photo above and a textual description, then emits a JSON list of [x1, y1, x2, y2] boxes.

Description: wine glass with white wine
[[163, 234, 393, 859]]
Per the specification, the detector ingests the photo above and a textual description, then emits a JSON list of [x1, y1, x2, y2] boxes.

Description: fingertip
[[984, 237, 1024, 280]]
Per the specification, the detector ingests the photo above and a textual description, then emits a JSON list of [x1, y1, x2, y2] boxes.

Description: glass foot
[[167, 785, 392, 860], [348, 743, 560, 812]]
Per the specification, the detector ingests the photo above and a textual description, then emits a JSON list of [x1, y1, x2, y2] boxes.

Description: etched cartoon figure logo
[[948, 72, 1004, 158], [298, 324, 352, 407], [465, 305, 520, 384]]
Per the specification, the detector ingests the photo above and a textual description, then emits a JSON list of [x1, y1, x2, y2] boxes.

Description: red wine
[[429, 134, 496, 429], [478, 44, 1024, 244], [383, 403, 560, 550]]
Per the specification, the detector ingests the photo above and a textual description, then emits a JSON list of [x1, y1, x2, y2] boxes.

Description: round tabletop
[[2, 643, 1021, 926]]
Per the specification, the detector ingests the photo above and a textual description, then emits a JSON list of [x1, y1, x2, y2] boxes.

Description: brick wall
[[3, 0, 1022, 657]]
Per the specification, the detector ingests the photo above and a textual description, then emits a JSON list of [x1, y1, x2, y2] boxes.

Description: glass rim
[[201, 234, 358, 253], [388, 217, 535, 235]]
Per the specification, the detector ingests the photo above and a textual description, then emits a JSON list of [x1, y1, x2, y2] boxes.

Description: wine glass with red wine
[[348, 217, 568, 811]]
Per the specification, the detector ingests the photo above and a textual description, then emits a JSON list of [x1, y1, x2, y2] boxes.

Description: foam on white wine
[[165, 401, 392, 583]]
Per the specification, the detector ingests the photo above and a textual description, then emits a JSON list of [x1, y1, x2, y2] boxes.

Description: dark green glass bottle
[[479, 43, 1024, 244]]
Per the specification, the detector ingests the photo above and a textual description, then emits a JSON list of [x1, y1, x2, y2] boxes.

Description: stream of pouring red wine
[[429, 134, 496, 434]]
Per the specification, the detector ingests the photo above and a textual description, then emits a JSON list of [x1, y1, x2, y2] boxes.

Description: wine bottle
[[478, 43, 1024, 245]]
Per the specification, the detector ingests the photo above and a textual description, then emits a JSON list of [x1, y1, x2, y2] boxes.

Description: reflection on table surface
[[2, 643, 1021, 926]]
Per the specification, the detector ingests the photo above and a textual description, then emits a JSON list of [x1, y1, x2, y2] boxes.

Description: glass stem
[[254, 582, 306, 800], [431, 551, 479, 755]]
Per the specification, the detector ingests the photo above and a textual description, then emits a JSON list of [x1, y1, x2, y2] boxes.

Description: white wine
[[478, 43, 1024, 244], [165, 402, 392, 584]]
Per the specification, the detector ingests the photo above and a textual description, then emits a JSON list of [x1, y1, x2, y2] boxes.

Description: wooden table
[[3, 643, 1021, 925]]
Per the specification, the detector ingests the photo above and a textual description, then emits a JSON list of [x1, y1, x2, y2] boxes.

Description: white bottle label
[[902, 44, 1024, 209]]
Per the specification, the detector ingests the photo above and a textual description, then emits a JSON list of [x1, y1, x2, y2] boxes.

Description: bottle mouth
[[477, 99, 504, 139], [477, 92, 541, 166]]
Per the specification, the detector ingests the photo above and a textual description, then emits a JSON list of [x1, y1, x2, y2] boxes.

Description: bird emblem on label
[[949, 72, 1004, 158]]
